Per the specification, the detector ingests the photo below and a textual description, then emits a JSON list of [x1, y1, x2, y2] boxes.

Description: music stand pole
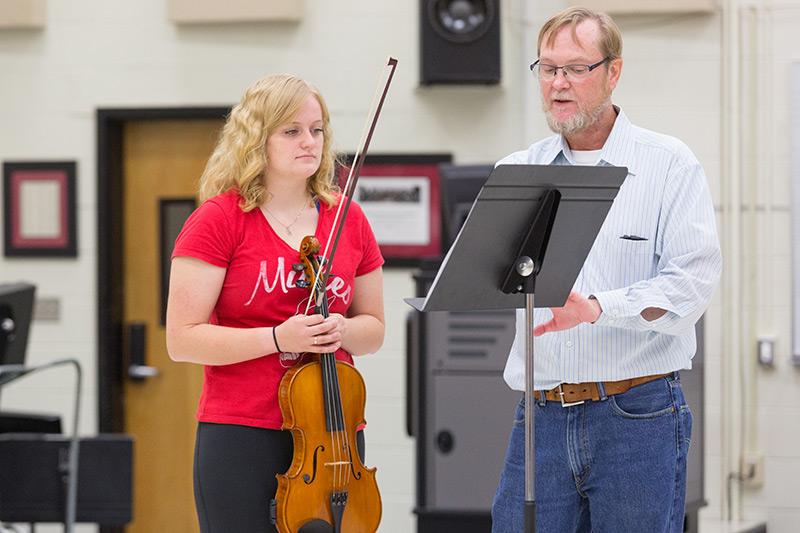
[[502, 188, 560, 533], [524, 293, 536, 532]]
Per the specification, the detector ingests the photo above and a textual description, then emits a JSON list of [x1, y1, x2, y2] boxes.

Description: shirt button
[[566, 341, 573, 348]]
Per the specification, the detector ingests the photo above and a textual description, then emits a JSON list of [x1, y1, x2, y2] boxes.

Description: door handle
[[127, 322, 159, 380]]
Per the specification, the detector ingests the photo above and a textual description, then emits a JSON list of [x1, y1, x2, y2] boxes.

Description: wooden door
[[122, 120, 223, 532]]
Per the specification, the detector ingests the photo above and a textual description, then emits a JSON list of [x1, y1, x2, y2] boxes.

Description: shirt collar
[[540, 136, 564, 166], [597, 107, 638, 176], [541, 106, 638, 177]]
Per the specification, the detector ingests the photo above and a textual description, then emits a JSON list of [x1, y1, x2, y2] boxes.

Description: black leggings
[[193, 422, 365, 533]]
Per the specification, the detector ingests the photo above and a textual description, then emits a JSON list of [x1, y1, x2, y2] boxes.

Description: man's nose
[[551, 70, 571, 89]]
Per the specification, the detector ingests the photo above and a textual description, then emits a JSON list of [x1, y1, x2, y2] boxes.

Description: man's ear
[[608, 57, 623, 91]]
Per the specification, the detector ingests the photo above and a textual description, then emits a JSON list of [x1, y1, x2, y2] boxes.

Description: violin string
[[304, 253, 339, 492], [331, 354, 345, 491], [322, 292, 346, 492], [327, 352, 340, 491], [334, 355, 346, 491], [319, 291, 343, 491], [303, 256, 339, 490], [322, 345, 338, 490], [323, 277, 353, 491], [330, 343, 348, 490], [337, 357, 352, 490]]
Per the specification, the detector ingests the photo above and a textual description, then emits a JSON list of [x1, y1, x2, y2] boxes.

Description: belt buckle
[[557, 384, 585, 407]]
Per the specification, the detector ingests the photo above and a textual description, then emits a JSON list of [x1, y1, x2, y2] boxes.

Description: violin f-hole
[[303, 445, 325, 485]]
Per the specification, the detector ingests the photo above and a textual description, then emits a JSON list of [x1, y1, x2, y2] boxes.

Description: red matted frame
[[3, 161, 78, 257], [337, 155, 449, 266]]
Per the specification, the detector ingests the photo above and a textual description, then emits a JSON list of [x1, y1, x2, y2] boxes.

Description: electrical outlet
[[741, 451, 765, 488], [757, 337, 775, 366], [33, 297, 60, 321]]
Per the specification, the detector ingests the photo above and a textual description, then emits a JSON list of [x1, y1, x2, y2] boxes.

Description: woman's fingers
[[279, 313, 345, 353], [308, 334, 341, 352]]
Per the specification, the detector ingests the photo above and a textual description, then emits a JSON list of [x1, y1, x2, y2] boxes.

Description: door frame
[[96, 107, 229, 533], [96, 107, 229, 436]]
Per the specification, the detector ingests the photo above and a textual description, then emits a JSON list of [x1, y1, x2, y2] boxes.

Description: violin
[[273, 58, 398, 533]]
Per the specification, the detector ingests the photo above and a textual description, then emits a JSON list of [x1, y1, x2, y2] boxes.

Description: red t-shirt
[[172, 190, 384, 429]]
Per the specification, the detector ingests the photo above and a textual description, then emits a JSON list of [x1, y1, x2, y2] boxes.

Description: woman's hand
[[325, 313, 348, 343], [274, 313, 343, 353]]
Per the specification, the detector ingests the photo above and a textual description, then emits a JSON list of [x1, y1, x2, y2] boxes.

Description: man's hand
[[533, 291, 602, 336]]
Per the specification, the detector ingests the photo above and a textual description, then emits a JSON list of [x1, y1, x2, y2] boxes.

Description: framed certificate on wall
[[3, 161, 77, 258], [338, 154, 451, 266]]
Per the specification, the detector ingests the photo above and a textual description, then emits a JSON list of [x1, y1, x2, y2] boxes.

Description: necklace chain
[[262, 198, 310, 236]]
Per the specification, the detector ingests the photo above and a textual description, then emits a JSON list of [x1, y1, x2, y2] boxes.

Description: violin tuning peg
[[292, 263, 304, 271], [296, 280, 309, 288]]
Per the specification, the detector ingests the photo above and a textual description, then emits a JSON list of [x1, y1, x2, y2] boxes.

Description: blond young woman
[[166, 74, 385, 533]]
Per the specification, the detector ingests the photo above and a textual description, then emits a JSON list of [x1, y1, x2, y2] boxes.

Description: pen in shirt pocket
[[620, 234, 648, 241]]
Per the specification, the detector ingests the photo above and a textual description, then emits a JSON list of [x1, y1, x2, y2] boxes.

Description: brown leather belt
[[534, 372, 672, 407]]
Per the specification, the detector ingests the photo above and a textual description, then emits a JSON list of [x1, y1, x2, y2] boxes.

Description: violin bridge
[[323, 460, 352, 467]]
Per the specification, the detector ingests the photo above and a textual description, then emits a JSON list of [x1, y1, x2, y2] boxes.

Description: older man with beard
[[490, 6, 721, 533]]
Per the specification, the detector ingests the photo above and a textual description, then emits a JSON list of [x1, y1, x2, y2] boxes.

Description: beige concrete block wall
[[2, 0, 800, 531]]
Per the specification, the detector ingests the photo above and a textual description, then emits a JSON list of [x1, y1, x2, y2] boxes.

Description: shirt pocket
[[596, 233, 657, 288]]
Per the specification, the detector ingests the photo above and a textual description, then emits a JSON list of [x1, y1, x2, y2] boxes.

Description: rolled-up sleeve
[[592, 161, 722, 335]]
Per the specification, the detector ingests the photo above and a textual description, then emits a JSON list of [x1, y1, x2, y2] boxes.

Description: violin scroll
[[295, 236, 325, 291]]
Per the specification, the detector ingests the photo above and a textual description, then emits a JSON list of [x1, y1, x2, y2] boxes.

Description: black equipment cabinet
[[407, 264, 515, 532], [407, 264, 706, 532], [0, 433, 133, 526]]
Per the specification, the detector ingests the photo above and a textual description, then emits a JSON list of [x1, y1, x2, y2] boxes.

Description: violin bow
[[304, 57, 398, 312]]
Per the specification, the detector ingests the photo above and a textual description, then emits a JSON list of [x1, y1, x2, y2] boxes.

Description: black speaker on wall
[[420, 0, 501, 85]]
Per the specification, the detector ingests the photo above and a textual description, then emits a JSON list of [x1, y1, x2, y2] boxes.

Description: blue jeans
[[491, 373, 692, 533]]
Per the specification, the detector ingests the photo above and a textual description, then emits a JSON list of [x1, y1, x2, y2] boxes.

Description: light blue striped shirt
[[499, 109, 722, 391]]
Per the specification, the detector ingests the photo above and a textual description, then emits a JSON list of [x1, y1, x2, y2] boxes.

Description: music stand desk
[[408, 164, 626, 532]]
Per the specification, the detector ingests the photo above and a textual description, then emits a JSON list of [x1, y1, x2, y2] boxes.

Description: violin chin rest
[[297, 519, 333, 532]]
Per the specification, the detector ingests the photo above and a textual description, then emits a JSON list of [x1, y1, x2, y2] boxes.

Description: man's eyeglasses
[[530, 57, 611, 81]]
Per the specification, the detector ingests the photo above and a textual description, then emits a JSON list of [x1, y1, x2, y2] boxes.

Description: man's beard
[[543, 93, 611, 136]]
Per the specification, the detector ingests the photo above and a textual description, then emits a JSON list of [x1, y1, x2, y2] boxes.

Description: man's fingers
[[534, 321, 552, 337]]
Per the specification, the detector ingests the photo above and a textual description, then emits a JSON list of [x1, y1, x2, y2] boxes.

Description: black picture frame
[[3, 161, 78, 258]]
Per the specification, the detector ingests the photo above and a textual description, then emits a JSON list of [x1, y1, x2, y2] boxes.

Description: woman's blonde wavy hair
[[198, 74, 339, 211]]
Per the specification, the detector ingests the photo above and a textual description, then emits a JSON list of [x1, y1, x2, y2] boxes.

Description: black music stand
[[0, 360, 82, 533], [407, 164, 626, 532]]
